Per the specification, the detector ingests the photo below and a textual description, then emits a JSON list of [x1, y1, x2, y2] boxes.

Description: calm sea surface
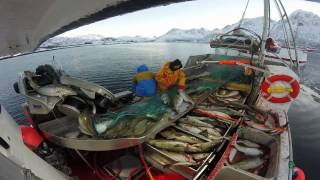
[[0, 43, 319, 179]]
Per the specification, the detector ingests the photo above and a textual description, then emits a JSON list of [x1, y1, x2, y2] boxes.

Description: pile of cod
[[147, 87, 276, 176]]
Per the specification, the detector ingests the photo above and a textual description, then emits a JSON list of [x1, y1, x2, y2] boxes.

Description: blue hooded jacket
[[133, 64, 156, 97]]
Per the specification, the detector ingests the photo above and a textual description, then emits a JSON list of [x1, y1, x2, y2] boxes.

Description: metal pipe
[[258, 0, 270, 66], [248, 0, 270, 105], [278, 0, 300, 74], [273, 0, 294, 69]]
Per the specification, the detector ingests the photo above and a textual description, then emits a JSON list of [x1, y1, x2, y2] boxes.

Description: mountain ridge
[[40, 10, 320, 49]]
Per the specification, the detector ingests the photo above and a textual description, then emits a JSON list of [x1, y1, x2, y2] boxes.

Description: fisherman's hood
[[137, 64, 149, 73], [0, 0, 317, 58]]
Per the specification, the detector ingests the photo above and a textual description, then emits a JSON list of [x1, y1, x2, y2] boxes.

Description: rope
[[138, 144, 154, 180]]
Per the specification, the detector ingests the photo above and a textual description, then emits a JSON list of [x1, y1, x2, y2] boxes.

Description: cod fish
[[183, 116, 212, 127], [148, 140, 220, 153], [132, 119, 149, 136], [198, 127, 222, 137], [160, 128, 203, 144], [234, 144, 263, 156], [231, 157, 264, 170]]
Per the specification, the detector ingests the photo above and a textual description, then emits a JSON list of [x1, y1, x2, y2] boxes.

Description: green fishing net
[[92, 88, 181, 137], [185, 54, 252, 100]]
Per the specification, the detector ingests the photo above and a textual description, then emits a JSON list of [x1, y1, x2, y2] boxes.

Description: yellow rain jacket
[[155, 61, 186, 91]]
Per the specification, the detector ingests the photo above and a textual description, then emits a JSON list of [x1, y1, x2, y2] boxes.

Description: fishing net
[[92, 88, 183, 138], [185, 54, 252, 99]]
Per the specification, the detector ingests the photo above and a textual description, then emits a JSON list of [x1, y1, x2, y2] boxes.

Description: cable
[[238, 0, 250, 29]]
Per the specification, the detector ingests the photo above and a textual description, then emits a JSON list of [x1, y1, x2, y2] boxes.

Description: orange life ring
[[261, 74, 300, 104]]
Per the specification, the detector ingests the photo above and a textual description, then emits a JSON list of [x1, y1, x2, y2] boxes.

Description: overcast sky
[[60, 0, 320, 38]]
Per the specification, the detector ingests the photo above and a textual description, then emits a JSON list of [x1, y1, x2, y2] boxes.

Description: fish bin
[[217, 127, 279, 179]]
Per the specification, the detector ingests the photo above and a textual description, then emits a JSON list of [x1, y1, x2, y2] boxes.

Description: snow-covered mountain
[[40, 35, 153, 48], [155, 28, 214, 42], [271, 10, 320, 47], [40, 10, 320, 49], [40, 35, 105, 48], [154, 10, 320, 46], [222, 17, 276, 36]]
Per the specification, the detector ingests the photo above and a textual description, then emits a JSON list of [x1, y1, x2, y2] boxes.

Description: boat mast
[[258, 0, 270, 66], [248, 0, 270, 105]]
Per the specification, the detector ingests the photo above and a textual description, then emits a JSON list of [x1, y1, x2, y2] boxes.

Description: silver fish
[[237, 140, 260, 148], [192, 153, 210, 161], [177, 123, 203, 134], [37, 84, 77, 97], [215, 89, 240, 98], [217, 96, 241, 102], [231, 157, 264, 170], [148, 139, 220, 153], [234, 144, 263, 156], [229, 148, 238, 163]]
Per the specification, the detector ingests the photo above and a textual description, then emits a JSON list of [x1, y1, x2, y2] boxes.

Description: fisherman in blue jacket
[[132, 64, 157, 97]]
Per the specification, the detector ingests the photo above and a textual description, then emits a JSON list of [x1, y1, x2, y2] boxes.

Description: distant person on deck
[[265, 37, 281, 53], [132, 64, 156, 97], [155, 59, 186, 92]]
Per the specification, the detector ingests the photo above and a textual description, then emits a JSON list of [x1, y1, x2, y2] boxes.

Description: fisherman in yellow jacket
[[156, 59, 186, 92], [155, 59, 193, 105]]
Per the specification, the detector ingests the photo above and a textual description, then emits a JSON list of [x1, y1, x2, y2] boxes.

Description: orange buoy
[[20, 125, 44, 150], [293, 167, 305, 180]]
